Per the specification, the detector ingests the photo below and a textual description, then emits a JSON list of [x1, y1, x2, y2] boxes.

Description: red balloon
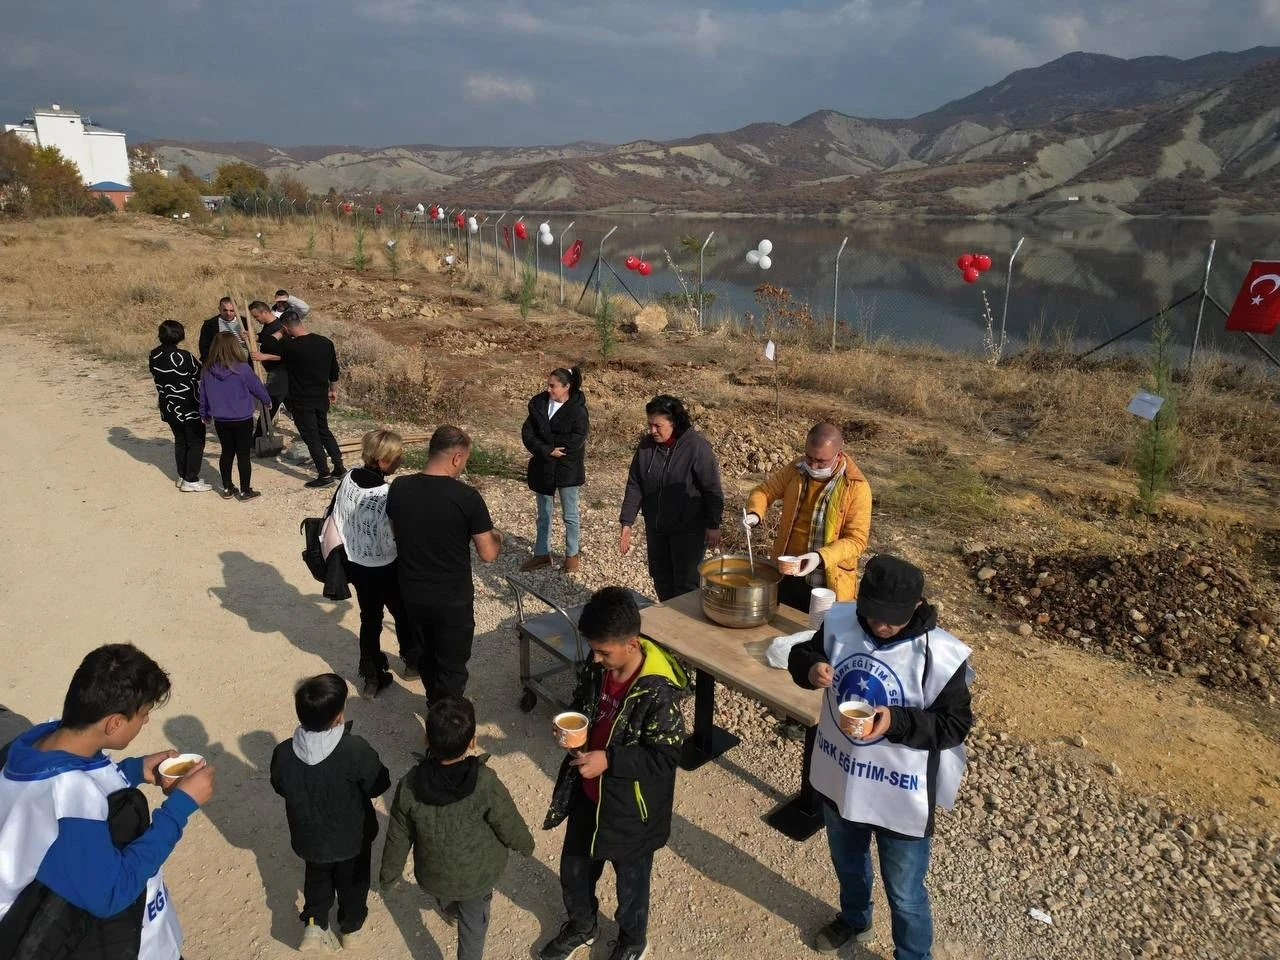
[[956, 254, 974, 271], [638, 261, 652, 277], [514, 221, 528, 240], [624, 255, 640, 271], [343, 202, 352, 214], [963, 267, 980, 284], [455, 213, 465, 226], [375, 204, 383, 215], [974, 254, 993, 272], [429, 205, 438, 217]]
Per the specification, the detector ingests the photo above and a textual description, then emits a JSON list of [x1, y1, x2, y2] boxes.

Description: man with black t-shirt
[[386, 426, 503, 704], [253, 312, 345, 487], [249, 300, 288, 437]]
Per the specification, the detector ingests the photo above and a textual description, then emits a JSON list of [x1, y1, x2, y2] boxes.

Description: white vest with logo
[[809, 603, 971, 837], [332, 474, 397, 567]]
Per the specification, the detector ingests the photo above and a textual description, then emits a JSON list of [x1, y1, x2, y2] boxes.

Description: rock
[[977, 567, 997, 581], [281, 440, 311, 465], [1105, 761, 1122, 776], [1130, 609, 1146, 622], [632, 304, 669, 334], [1070, 734, 1088, 748], [1018, 623, 1034, 637]]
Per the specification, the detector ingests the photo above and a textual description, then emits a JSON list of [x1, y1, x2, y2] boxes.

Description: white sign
[[764, 339, 776, 362], [1126, 391, 1165, 421]]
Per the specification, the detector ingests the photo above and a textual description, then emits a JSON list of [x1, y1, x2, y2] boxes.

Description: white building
[[3, 104, 130, 189]]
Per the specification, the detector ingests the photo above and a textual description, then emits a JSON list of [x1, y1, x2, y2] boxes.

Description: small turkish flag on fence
[[1224, 260, 1280, 335], [561, 239, 584, 268]]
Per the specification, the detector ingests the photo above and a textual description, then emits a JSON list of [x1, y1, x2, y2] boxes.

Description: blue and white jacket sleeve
[[35, 790, 199, 919]]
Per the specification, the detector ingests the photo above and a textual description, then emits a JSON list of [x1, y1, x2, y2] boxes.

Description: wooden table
[[641, 590, 826, 840]]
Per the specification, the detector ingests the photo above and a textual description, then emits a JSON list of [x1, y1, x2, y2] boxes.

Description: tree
[[0, 134, 97, 217], [175, 164, 205, 187], [274, 172, 310, 207], [131, 171, 205, 218], [212, 161, 268, 194], [1132, 312, 1179, 515]]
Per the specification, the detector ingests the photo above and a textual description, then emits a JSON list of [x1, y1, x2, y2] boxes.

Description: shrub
[[213, 161, 269, 195], [131, 171, 206, 219], [1132, 313, 1179, 515]]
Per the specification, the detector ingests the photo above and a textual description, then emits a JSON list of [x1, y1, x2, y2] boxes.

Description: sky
[[1, 0, 1277, 148]]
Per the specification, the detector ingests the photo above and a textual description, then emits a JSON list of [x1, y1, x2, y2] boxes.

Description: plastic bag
[[766, 629, 815, 669]]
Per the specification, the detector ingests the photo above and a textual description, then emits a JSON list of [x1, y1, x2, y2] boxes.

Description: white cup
[[838, 699, 876, 738], [776, 555, 800, 576], [158, 753, 204, 784], [808, 587, 837, 629]]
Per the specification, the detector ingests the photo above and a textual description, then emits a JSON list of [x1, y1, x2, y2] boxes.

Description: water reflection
[[470, 216, 1280, 357]]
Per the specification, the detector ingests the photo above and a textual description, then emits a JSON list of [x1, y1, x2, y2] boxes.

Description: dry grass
[[1, 214, 1276, 510]]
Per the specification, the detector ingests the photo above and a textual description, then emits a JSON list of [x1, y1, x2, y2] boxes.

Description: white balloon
[[416, 202, 425, 213], [467, 216, 478, 227], [539, 222, 551, 235], [540, 232, 554, 246], [469, 223, 479, 234], [758, 254, 772, 270], [745, 250, 761, 265], [757, 239, 773, 256]]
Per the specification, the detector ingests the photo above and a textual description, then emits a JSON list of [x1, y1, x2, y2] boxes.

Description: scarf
[[804, 454, 848, 562]]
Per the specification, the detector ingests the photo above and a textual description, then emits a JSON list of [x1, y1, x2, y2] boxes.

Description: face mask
[[804, 464, 834, 480]]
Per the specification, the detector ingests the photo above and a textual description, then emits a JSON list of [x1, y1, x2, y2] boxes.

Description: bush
[[131, 171, 206, 218], [213, 161, 269, 195], [0, 134, 100, 217]]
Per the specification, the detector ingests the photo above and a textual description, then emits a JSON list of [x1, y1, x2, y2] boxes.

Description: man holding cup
[[743, 422, 871, 613], [788, 556, 973, 959]]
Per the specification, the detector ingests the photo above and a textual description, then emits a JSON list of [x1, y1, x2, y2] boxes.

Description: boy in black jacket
[[539, 587, 688, 960], [270, 674, 390, 953], [788, 556, 973, 959]]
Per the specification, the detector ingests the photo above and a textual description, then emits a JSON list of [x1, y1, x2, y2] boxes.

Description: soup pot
[[699, 554, 782, 629]]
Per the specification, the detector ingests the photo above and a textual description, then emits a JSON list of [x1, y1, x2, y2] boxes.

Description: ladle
[[741, 507, 756, 577]]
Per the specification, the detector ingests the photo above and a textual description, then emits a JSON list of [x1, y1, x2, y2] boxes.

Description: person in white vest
[[0, 644, 215, 960], [788, 556, 973, 959], [327, 429, 409, 700]]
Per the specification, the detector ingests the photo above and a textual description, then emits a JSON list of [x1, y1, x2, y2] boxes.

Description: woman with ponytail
[[520, 366, 589, 573]]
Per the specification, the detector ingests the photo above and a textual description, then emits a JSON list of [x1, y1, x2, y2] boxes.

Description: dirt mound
[[967, 546, 1279, 697]]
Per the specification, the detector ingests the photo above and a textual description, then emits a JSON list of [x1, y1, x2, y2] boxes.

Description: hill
[[152, 47, 1280, 217]]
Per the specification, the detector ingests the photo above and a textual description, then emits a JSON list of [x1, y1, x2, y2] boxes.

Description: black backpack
[[300, 490, 351, 601]]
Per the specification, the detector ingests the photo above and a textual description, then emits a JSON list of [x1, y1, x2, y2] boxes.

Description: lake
[[446, 215, 1280, 362]]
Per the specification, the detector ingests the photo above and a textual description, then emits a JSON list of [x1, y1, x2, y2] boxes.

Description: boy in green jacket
[[378, 697, 533, 960]]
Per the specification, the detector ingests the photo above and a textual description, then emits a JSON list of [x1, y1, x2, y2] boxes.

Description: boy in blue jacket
[[0, 644, 214, 960]]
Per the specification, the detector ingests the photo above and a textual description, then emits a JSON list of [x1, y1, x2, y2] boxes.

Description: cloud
[[464, 73, 536, 105]]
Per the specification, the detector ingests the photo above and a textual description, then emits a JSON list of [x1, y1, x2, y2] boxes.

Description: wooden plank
[[641, 590, 822, 727]]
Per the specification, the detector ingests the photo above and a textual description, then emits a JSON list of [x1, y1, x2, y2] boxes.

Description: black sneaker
[[332, 466, 348, 480], [814, 916, 873, 953], [361, 671, 394, 700], [607, 942, 649, 960], [400, 659, 420, 681], [220, 485, 238, 500], [305, 475, 335, 489], [538, 922, 597, 960], [236, 488, 262, 502]]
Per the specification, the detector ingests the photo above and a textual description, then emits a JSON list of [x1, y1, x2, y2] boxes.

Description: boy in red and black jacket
[[538, 587, 687, 960]]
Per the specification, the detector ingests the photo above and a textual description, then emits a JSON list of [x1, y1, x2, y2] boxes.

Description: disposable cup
[[158, 753, 204, 784], [776, 556, 801, 576], [808, 587, 837, 629], [838, 700, 875, 738], [553, 712, 589, 750]]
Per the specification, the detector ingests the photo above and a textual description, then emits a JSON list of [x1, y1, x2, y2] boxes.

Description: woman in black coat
[[520, 367, 589, 573]]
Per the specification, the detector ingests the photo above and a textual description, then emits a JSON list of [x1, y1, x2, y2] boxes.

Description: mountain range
[[151, 47, 1280, 218]]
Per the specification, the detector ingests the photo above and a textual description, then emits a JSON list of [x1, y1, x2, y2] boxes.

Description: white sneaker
[[299, 920, 342, 953], [179, 480, 212, 492], [340, 929, 365, 948]]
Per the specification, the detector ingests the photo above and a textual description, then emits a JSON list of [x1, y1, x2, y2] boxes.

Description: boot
[[520, 554, 552, 572], [563, 555, 581, 574]]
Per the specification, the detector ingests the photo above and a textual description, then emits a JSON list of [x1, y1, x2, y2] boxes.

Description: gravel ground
[[472, 475, 1279, 960]]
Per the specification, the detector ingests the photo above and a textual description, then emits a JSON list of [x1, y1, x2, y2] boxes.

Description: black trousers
[[345, 561, 407, 679], [777, 575, 813, 613], [560, 794, 653, 948], [213, 418, 253, 490], [165, 418, 206, 483], [300, 843, 372, 934], [402, 593, 475, 704], [254, 370, 289, 438], [644, 527, 706, 602], [292, 404, 344, 477]]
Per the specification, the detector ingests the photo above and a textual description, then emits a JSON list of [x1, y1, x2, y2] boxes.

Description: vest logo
[[830, 652, 904, 743]]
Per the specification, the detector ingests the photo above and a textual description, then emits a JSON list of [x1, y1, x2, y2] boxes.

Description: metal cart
[[506, 575, 653, 713]]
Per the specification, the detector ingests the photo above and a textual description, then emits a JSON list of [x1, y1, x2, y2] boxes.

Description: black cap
[[857, 555, 925, 625]]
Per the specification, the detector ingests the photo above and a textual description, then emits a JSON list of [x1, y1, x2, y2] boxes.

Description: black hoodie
[[619, 428, 725, 534]]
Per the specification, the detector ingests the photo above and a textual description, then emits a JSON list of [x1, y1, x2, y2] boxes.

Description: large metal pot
[[699, 554, 782, 629]]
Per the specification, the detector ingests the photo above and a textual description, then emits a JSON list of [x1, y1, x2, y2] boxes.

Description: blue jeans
[[824, 805, 934, 960], [535, 486, 580, 557]]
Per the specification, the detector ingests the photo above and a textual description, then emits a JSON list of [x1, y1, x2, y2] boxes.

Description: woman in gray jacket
[[618, 395, 725, 601]]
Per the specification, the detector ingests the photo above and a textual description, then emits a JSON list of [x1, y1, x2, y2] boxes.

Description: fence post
[[698, 231, 714, 332], [559, 221, 575, 304], [1000, 237, 1026, 354], [493, 213, 507, 275], [597, 225, 619, 302], [1188, 239, 1216, 371], [832, 236, 849, 351], [512, 216, 525, 282]]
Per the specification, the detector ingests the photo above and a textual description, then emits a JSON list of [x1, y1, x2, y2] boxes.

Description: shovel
[[253, 398, 284, 458]]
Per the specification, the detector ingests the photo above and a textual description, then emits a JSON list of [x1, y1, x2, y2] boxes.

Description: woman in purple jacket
[[200, 332, 272, 501]]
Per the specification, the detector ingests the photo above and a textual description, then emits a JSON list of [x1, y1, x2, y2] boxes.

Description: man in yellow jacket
[[744, 422, 872, 611]]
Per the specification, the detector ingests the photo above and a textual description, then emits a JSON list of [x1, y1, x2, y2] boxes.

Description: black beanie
[[857, 555, 925, 624]]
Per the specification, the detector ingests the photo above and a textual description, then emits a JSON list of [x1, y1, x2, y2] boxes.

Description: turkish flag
[[561, 239, 584, 268], [1224, 260, 1280, 335]]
